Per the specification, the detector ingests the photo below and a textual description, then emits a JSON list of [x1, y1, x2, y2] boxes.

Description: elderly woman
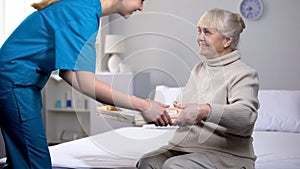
[[138, 8, 259, 169]]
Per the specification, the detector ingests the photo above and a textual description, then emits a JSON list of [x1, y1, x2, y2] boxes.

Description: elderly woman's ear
[[224, 36, 233, 49]]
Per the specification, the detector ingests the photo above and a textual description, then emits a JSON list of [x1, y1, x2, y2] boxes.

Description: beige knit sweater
[[165, 50, 259, 160]]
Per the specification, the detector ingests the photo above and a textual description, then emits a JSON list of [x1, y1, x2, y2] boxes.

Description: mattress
[[49, 126, 300, 169], [253, 131, 300, 169], [50, 127, 175, 169]]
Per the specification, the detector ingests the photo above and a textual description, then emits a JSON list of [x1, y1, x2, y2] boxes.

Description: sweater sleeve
[[206, 68, 260, 136]]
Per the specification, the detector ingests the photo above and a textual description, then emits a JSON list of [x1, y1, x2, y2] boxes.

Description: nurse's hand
[[141, 99, 172, 126]]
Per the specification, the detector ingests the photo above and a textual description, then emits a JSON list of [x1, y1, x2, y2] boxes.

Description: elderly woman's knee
[[162, 158, 183, 169], [137, 157, 158, 169]]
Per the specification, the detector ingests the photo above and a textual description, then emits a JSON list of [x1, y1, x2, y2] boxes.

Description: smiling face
[[196, 9, 237, 59], [196, 25, 231, 59], [197, 26, 223, 59], [119, 0, 145, 18]]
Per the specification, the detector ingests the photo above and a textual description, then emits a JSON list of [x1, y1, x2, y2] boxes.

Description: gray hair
[[199, 8, 245, 50]]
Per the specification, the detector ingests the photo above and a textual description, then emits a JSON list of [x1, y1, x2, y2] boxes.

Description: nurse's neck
[[100, 0, 120, 16]]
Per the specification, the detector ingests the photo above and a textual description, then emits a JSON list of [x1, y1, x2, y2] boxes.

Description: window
[[0, 0, 36, 46]]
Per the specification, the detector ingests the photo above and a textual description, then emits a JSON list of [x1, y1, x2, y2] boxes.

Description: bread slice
[[97, 105, 119, 111]]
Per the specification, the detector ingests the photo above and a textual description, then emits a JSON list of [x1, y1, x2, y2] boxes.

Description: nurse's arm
[[59, 70, 150, 112], [59, 70, 173, 126]]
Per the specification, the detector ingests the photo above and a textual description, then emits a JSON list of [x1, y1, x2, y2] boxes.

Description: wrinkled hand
[[141, 99, 172, 126], [173, 103, 210, 126]]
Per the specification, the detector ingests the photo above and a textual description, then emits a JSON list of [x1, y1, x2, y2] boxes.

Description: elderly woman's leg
[[162, 152, 216, 169], [137, 149, 185, 169]]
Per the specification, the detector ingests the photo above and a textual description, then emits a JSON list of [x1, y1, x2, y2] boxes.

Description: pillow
[[154, 85, 182, 106], [254, 90, 300, 133]]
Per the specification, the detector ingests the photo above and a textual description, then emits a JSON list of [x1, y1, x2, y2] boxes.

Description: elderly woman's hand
[[173, 103, 211, 126]]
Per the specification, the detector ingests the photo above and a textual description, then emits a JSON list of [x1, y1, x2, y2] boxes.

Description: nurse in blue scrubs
[[0, 0, 172, 168]]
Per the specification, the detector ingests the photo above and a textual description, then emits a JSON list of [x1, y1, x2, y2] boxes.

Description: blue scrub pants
[[0, 85, 51, 169]]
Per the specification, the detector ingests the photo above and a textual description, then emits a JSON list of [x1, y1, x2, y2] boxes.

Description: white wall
[[0, 1, 4, 45], [0, 0, 36, 46], [107, 0, 300, 91]]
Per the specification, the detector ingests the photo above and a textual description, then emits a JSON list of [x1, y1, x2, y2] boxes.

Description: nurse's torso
[[0, 0, 101, 91]]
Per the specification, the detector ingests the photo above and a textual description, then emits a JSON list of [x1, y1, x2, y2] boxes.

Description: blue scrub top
[[0, 0, 102, 91]]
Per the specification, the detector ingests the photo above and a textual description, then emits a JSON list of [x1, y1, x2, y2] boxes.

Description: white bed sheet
[[49, 127, 300, 169], [253, 131, 300, 169], [50, 127, 175, 169]]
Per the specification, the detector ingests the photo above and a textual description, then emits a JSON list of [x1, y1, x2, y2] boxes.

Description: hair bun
[[234, 13, 246, 32]]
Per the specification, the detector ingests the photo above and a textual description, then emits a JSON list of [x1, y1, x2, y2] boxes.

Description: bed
[[49, 87, 300, 169], [2, 87, 300, 168], [48, 126, 300, 169]]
